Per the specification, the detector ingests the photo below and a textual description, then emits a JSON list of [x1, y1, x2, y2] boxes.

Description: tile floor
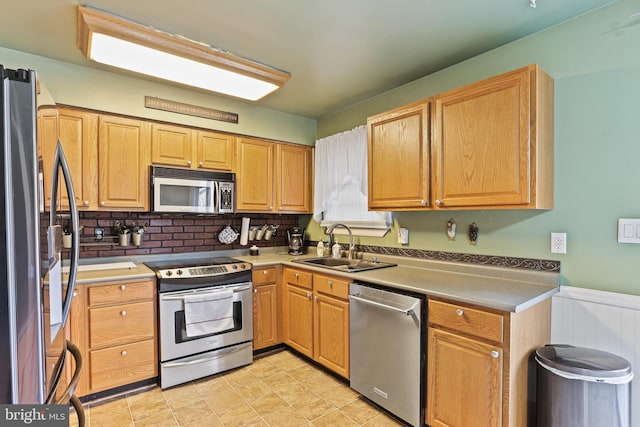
[[74, 349, 405, 426]]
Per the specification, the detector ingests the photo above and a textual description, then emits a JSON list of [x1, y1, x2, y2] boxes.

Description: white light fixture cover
[[77, 6, 290, 101]]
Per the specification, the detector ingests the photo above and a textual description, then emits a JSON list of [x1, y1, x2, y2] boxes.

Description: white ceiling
[[0, 0, 616, 119]]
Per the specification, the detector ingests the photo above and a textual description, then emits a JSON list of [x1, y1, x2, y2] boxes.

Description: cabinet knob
[[294, 273, 299, 279], [456, 308, 464, 316], [254, 289, 257, 293], [263, 270, 268, 275], [421, 199, 427, 206], [198, 162, 203, 167], [100, 201, 106, 206], [313, 295, 318, 301], [120, 310, 127, 316], [121, 351, 127, 357], [73, 291, 78, 297], [491, 351, 500, 359], [83, 200, 89, 206], [306, 292, 311, 299], [269, 206, 274, 210], [120, 285, 126, 291], [328, 281, 333, 287], [435, 199, 442, 206], [187, 160, 192, 166]]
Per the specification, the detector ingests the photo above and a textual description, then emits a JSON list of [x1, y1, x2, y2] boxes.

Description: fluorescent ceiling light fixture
[[77, 6, 290, 101]]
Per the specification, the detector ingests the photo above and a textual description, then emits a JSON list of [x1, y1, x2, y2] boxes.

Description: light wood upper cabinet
[[236, 137, 275, 212], [276, 143, 312, 213], [98, 115, 151, 210], [367, 64, 553, 211], [236, 138, 312, 213], [151, 123, 193, 168], [196, 130, 235, 171], [432, 64, 554, 209], [367, 100, 430, 210], [39, 107, 97, 210], [151, 124, 235, 171]]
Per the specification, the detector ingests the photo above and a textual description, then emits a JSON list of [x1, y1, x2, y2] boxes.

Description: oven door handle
[[161, 283, 251, 301], [163, 344, 249, 368]]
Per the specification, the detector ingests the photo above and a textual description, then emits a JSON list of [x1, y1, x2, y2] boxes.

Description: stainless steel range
[[145, 257, 253, 389]]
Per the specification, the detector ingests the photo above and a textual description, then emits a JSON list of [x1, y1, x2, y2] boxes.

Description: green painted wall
[[312, 0, 640, 296], [0, 47, 317, 145]]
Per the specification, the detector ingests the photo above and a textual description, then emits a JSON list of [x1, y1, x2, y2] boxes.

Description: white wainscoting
[[551, 286, 639, 427]]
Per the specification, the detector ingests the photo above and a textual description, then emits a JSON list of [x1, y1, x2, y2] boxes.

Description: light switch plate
[[618, 218, 640, 244]]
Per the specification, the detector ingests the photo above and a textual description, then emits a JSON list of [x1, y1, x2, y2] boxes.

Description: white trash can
[[536, 344, 633, 427]]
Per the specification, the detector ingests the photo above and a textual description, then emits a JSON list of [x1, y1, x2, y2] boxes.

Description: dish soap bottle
[[316, 241, 324, 256], [332, 239, 341, 258]]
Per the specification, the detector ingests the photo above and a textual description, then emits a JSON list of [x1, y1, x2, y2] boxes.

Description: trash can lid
[[536, 344, 633, 383]]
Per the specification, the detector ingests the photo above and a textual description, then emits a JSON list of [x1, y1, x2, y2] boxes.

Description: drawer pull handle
[[491, 351, 499, 358], [120, 285, 126, 291], [121, 351, 127, 357], [328, 281, 332, 287], [120, 310, 127, 316], [456, 308, 464, 316]]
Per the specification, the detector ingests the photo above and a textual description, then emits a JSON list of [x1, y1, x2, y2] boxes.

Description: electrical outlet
[[551, 232, 567, 254], [95, 227, 104, 241]]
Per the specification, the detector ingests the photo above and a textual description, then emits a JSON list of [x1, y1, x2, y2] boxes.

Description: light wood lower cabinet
[[252, 266, 282, 350], [70, 278, 157, 397], [282, 267, 350, 378], [427, 297, 550, 427]]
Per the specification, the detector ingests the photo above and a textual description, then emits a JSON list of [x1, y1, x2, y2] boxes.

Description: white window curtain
[[314, 125, 391, 236]]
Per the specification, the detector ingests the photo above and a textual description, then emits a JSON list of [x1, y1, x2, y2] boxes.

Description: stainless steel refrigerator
[[0, 66, 83, 420]]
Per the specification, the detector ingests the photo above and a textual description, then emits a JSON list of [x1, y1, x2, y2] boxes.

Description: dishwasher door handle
[[349, 294, 418, 316]]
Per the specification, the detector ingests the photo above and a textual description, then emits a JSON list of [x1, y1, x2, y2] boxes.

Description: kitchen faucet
[[325, 223, 355, 259]]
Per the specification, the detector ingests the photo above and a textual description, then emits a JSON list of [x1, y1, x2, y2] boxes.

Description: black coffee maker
[[287, 226, 305, 255]]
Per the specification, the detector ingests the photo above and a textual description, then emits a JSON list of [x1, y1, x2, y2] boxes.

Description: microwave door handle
[[49, 141, 79, 325], [213, 180, 220, 213]]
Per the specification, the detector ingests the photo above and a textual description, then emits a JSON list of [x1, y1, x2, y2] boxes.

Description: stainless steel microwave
[[151, 166, 235, 214]]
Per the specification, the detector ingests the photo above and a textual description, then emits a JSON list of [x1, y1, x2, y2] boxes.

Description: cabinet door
[[236, 138, 275, 212], [40, 108, 98, 210], [283, 284, 313, 358], [313, 293, 349, 379], [367, 100, 430, 209], [98, 115, 150, 210], [253, 283, 279, 350], [195, 130, 235, 171], [427, 328, 502, 427], [432, 67, 531, 208], [276, 143, 312, 213], [151, 123, 193, 168]]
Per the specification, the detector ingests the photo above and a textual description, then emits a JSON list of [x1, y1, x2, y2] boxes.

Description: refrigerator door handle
[[49, 140, 79, 325]]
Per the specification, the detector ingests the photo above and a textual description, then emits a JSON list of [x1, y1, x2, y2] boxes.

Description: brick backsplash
[[41, 212, 300, 259]]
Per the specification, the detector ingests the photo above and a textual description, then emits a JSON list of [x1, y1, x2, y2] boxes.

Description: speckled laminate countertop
[[69, 248, 558, 313]]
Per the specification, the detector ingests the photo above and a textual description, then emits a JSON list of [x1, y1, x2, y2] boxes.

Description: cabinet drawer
[[89, 301, 155, 348], [88, 280, 154, 306], [429, 299, 504, 343], [313, 274, 349, 299], [89, 339, 156, 392], [253, 266, 277, 285], [283, 267, 313, 290]]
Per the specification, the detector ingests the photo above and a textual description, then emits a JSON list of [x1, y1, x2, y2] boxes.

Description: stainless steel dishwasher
[[349, 282, 425, 427]]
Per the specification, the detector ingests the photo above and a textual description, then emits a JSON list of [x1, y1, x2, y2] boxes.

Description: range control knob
[[176, 269, 183, 276], [232, 264, 238, 270], [165, 270, 173, 277]]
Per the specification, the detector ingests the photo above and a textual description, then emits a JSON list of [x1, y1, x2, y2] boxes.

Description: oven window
[[174, 301, 242, 343]]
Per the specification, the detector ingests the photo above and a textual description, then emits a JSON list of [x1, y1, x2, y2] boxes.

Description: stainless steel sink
[[293, 257, 397, 273]]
